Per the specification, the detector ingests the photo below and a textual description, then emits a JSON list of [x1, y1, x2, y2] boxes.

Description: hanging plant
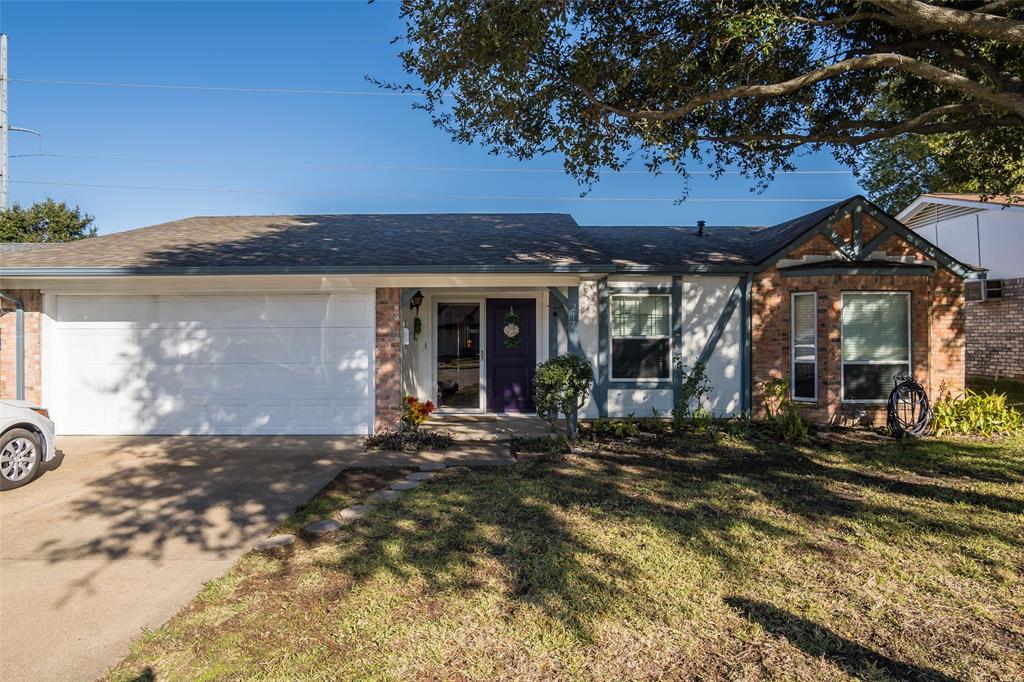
[[413, 316, 422, 340], [503, 308, 521, 348]]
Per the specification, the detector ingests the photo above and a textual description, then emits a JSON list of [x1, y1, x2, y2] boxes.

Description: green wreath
[[502, 309, 521, 348]]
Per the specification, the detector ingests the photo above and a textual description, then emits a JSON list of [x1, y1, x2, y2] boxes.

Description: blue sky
[[3, 1, 865, 235]]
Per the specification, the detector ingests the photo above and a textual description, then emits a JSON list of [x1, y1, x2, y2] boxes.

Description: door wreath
[[502, 308, 521, 348]]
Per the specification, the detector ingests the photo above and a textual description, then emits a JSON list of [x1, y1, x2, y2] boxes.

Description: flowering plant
[[402, 395, 436, 432]]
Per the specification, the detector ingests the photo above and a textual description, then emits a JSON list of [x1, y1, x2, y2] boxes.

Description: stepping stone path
[[419, 462, 446, 471], [304, 519, 343, 534], [390, 479, 420, 491], [338, 504, 374, 521], [369, 489, 402, 503], [406, 471, 435, 481], [253, 534, 295, 551]]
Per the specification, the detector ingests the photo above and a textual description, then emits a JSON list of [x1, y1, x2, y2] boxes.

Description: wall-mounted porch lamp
[[409, 289, 424, 314]]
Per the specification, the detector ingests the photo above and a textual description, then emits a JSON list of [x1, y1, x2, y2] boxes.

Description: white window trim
[[609, 293, 672, 382], [790, 291, 817, 402], [840, 291, 912, 404]]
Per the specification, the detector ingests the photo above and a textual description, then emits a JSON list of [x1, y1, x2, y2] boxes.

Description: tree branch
[[977, 0, 1019, 15], [865, 0, 1024, 43], [576, 53, 1024, 122], [693, 113, 1021, 150]]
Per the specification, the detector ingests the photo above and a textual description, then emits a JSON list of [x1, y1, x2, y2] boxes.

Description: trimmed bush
[[534, 354, 594, 440]]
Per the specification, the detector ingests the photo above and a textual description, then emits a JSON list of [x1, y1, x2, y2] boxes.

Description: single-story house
[[0, 195, 980, 435], [897, 193, 1023, 381]]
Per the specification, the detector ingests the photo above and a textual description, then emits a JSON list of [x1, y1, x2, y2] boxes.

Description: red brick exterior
[[0, 289, 43, 404], [751, 215, 966, 425], [374, 287, 403, 432], [965, 277, 1024, 380]]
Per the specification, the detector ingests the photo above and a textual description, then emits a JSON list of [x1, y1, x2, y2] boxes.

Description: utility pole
[[2, 33, 9, 209], [0, 35, 42, 210]]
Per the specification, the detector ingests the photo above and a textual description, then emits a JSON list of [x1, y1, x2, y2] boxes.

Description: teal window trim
[[596, 278, 609, 417], [609, 292, 673, 382], [741, 275, 752, 415], [671, 275, 683, 404]]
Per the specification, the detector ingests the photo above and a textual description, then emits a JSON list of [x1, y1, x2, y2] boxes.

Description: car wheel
[[0, 428, 42, 491]]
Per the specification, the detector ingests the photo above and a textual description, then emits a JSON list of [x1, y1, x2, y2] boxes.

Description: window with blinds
[[610, 295, 671, 379], [841, 292, 910, 401], [791, 292, 817, 400]]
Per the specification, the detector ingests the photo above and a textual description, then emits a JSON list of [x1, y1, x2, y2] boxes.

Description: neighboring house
[[897, 194, 1024, 381], [0, 195, 979, 435]]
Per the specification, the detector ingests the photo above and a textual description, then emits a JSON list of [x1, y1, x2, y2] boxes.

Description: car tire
[[0, 428, 42, 491]]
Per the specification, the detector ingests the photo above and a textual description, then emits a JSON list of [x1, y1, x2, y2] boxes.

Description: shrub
[[402, 395, 436, 432], [932, 388, 1024, 437], [510, 435, 570, 455], [759, 378, 810, 444], [364, 429, 454, 452], [673, 362, 711, 431], [534, 354, 594, 440], [691, 405, 720, 437], [588, 416, 641, 439], [637, 408, 672, 435]]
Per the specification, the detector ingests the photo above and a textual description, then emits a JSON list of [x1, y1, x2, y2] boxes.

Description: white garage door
[[46, 293, 374, 435]]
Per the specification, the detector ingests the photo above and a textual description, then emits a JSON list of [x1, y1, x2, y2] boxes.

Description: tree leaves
[[389, 1, 1024, 204], [0, 198, 96, 243]]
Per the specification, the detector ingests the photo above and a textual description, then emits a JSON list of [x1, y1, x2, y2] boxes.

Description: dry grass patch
[[107, 433, 1024, 681]]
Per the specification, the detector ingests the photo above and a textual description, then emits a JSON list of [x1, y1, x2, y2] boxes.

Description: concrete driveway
[[0, 435, 374, 682]]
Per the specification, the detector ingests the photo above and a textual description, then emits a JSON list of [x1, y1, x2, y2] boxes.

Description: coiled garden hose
[[887, 372, 932, 438]]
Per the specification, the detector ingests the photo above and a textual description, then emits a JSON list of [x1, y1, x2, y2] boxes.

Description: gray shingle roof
[[0, 213, 610, 272], [582, 198, 853, 269], [0, 198, 869, 274], [0, 243, 51, 254]]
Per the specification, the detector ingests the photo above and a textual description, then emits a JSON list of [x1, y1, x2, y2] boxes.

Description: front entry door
[[486, 299, 536, 413]]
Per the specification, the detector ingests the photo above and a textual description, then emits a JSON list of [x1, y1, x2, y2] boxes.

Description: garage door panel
[[48, 293, 375, 435], [56, 328, 372, 366]]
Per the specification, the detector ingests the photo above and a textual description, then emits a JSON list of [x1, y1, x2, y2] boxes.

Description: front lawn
[[107, 431, 1024, 681]]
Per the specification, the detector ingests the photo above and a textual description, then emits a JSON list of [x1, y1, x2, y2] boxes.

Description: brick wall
[[374, 287, 403, 432], [751, 216, 966, 425], [965, 277, 1024, 380], [0, 289, 43, 404]]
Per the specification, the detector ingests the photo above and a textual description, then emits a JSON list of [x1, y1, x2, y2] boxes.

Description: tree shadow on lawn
[[301, 433, 1021, 647], [725, 597, 959, 682], [821, 430, 1024, 484]]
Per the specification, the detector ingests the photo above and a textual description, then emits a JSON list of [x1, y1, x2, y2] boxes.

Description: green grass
[[969, 376, 1024, 410], [106, 431, 1024, 681]]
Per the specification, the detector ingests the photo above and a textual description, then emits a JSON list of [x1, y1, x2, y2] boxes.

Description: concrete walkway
[[0, 435, 498, 682]]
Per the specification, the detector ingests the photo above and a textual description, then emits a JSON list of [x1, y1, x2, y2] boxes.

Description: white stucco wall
[[579, 275, 743, 419], [677, 276, 743, 417], [401, 276, 744, 419]]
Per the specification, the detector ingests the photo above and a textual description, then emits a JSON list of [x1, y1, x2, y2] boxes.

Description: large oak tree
[[385, 1, 1024, 207]]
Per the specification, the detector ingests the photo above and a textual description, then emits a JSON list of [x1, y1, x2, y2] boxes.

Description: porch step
[[424, 414, 559, 441]]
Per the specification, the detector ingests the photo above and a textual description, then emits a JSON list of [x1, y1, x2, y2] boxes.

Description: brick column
[[374, 288, 402, 432], [0, 289, 43, 404]]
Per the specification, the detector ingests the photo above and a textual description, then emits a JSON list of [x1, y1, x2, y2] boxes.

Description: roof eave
[[0, 264, 619, 277]]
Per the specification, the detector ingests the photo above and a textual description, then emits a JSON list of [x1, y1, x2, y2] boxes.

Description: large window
[[841, 292, 910, 402], [791, 292, 817, 401], [611, 294, 671, 380]]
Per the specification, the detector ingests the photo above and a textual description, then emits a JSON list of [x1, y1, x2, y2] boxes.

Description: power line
[[11, 179, 845, 203], [10, 78, 423, 97], [10, 152, 854, 176]]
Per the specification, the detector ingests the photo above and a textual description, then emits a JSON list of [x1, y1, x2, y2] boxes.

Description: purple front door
[[486, 299, 536, 413]]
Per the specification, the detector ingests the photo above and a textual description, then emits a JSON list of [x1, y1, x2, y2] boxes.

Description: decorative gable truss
[[761, 196, 984, 280]]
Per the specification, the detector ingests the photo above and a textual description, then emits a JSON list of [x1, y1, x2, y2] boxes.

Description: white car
[[0, 399, 57, 490]]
